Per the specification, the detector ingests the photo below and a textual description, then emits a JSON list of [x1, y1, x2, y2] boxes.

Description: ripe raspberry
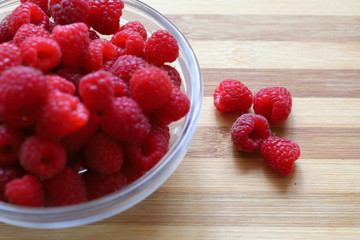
[[37, 90, 89, 138], [253, 87, 292, 124], [7, 3, 49, 34], [151, 124, 170, 142], [20, 136, 66, 179], [89, 30, 100, 40], [111, 29, 144, 56], [46, 75, 76, 95], [160, 65, 182, 88], [49, 0, 90, 25], [120, 21, 147, 41], [0, 125, 25, 166], [110, 54, 148, 83], [56, 68, 83, 89], [121, 160, 144, 184], [0, 66, 48, 128], [101, 97, 151, 142], [13, 23, 50, 46], [112, 75, 129, 97], [0, 166, 25, 196], [88, 0, 124, 35], [214, 79, 253, 113], [231, 113, 271, 152], [21, 37, 61, 70], [85, 39, 117, 72], [5, 174, 44, 207], [52, 22, 90, 69], [143, 30, 179, 66], [83, 170, 127, 200], [152, 87, 190, 125], [44, 167, 86, 206], [127, 130, 169, 171], [0, 43, 21, 73], [20, 0, 50, 16], [130, 67, 173, 111], [261, 136, 301, 175], [103, 59, 115, 71], [0, 16, 14, 43], [79, 70, 115, 112]]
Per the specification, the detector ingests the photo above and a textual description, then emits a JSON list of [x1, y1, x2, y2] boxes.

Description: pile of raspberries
[[0, 0, 190, 207], [214, 79, 301, 175]]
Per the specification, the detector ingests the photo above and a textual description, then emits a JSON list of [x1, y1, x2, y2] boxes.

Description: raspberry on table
[[83, 170, 127, 200], [111, 29, 145, 56], [0, 165, 25, 199], [130, 66, 173, 111], [44, 167, 86, 206], [143, 30, 179, 66], [253, 87, 292, 124], [19, 136, 66, 179], [109, 54, 148, 83], [0, 43, 21, 73], [88, 0, 124, 35], [214, 79, 253, 113], [0, 125, 25, 166], [85, 39, 117, 72], [101, 97, 151, 143], [49, 0, 90, 25], [160, 64, 182, 88], [231, 113, 271, 152], [13, 23, 50, 46], [20, 0, 50, 16], [5, 174, 44, 207], [0, 16, 14, 43], [46, 75, 76, 95], [261, 136, 301, 175], [120, 20, 147, 41]]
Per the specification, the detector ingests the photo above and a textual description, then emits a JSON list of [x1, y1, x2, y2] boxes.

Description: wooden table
[[2, 0, 360, 239]]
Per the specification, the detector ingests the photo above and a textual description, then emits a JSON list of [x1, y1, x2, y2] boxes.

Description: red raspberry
[[231, 113, 271, 152], [44, 167, 86, 206], [20, 0, 50, 16], [151, 124, 170, 142], [127, 130, 169, 171], [37, 90, 89, 138], [261, 136, 301, 175], [20, 37, 61, 71], [89, 30, 100, 40], [85, 39, 117, 72], [46, 75, 76, 95], [88, 0, 124, 35], [110, 54, 148, 83], [5, 174, 44, 207], [79, 70, 115, 112], [56, 68, 83, 88], [121, 160, 144, 184], [0, 43, 21, 73], [0, 66, 48, 128], [7, 3, 49, 34], [160, 65, 182, 88], [111, 29, 145, 56], [143, 30, 179, 66], [253, 87, 292, 124], [120, 21, 147, 41], [0, 166, 25, 197], [101, 97, 151, 142], [152, 87, 190, 125], [214, 79, 253, 113], [20, 136, 66, 179], [0, 16, 14, 43], [83, 170, 127, 200], [13, 23, 50, 46], [49, 0, 90, 25], [103, 59, 115, 71], [52, 22, 90, 69], [0, 125, 25, 166], [130, 67, 173, 111], [112, 75, 129, 97]]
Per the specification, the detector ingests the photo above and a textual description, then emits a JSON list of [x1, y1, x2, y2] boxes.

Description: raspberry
[[19, 136, 66, 179], [7, 3, 49, 34], [160, 65, 182, 88], [37, 90, 89, 138], [111, 29, 144, 56], [20, 37, 61, 71], [127, 130, 169, 171], [103, 59, 115, 71], [56, 68, 83, 88], [151, 124, 170, 142], [46, 75, 76, 95], [0, 125, 25, 166], [20, 0, 50, 16], [85, 39, 117, 72], [253, 87, 292, 124], [0, 166, 25, 196], [0, 66, 48, 128], [112, 75, 129, 97], [52, 22, 90, 69], [49, 0, 90, 25], [143, 30, 179, 66], [88, 0, 124, 35], [79, 70, 115, 111], [13, 23, 50, 46], [121, 160, 144, 184], [5, 174, 44, 207], [130, 67, 173, 111], [0, 16, 14, 43], [231, 113, 271, 152], [152, 87, 190, 125], [89, 30, 100, 40], [0, 43, 21, 73], [85, 132, 124, 174], [101, 97, 151, 142], [261, 136, 301, 175], [120, 21, 147, 41], [110, 54, 148, 83], [83, 170, 127, 200], [214, 79, 253, 113], [44, 167, 86, 206]]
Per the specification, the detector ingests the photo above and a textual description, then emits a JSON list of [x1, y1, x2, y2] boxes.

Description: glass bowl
[[0, 0, 202, 228]]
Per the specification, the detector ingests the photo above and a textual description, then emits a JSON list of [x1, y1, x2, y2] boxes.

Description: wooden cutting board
[[1, 0, 360, 239]]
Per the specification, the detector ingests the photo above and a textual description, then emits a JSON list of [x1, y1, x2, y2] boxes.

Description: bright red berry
[[56, 68, 83, 89], [231, 113, 271, 152], [13, 23, 50, 46], [20, 0, 50, 16], [0, 43, 21, 73], [0, 125, 25, 166], [85, 39, 117, 72], [0, 166, 25, 199], [49, 0, 90, 25], [160, 65, 182, 88], [110, 54, 148, 83], [151, 124, 170, 142], [112, 75, 129, 97], [0, 16, 15, 43], [120, 21, 147, 41], [111, 29, 144, 56], [46, 75, 76, 95]]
